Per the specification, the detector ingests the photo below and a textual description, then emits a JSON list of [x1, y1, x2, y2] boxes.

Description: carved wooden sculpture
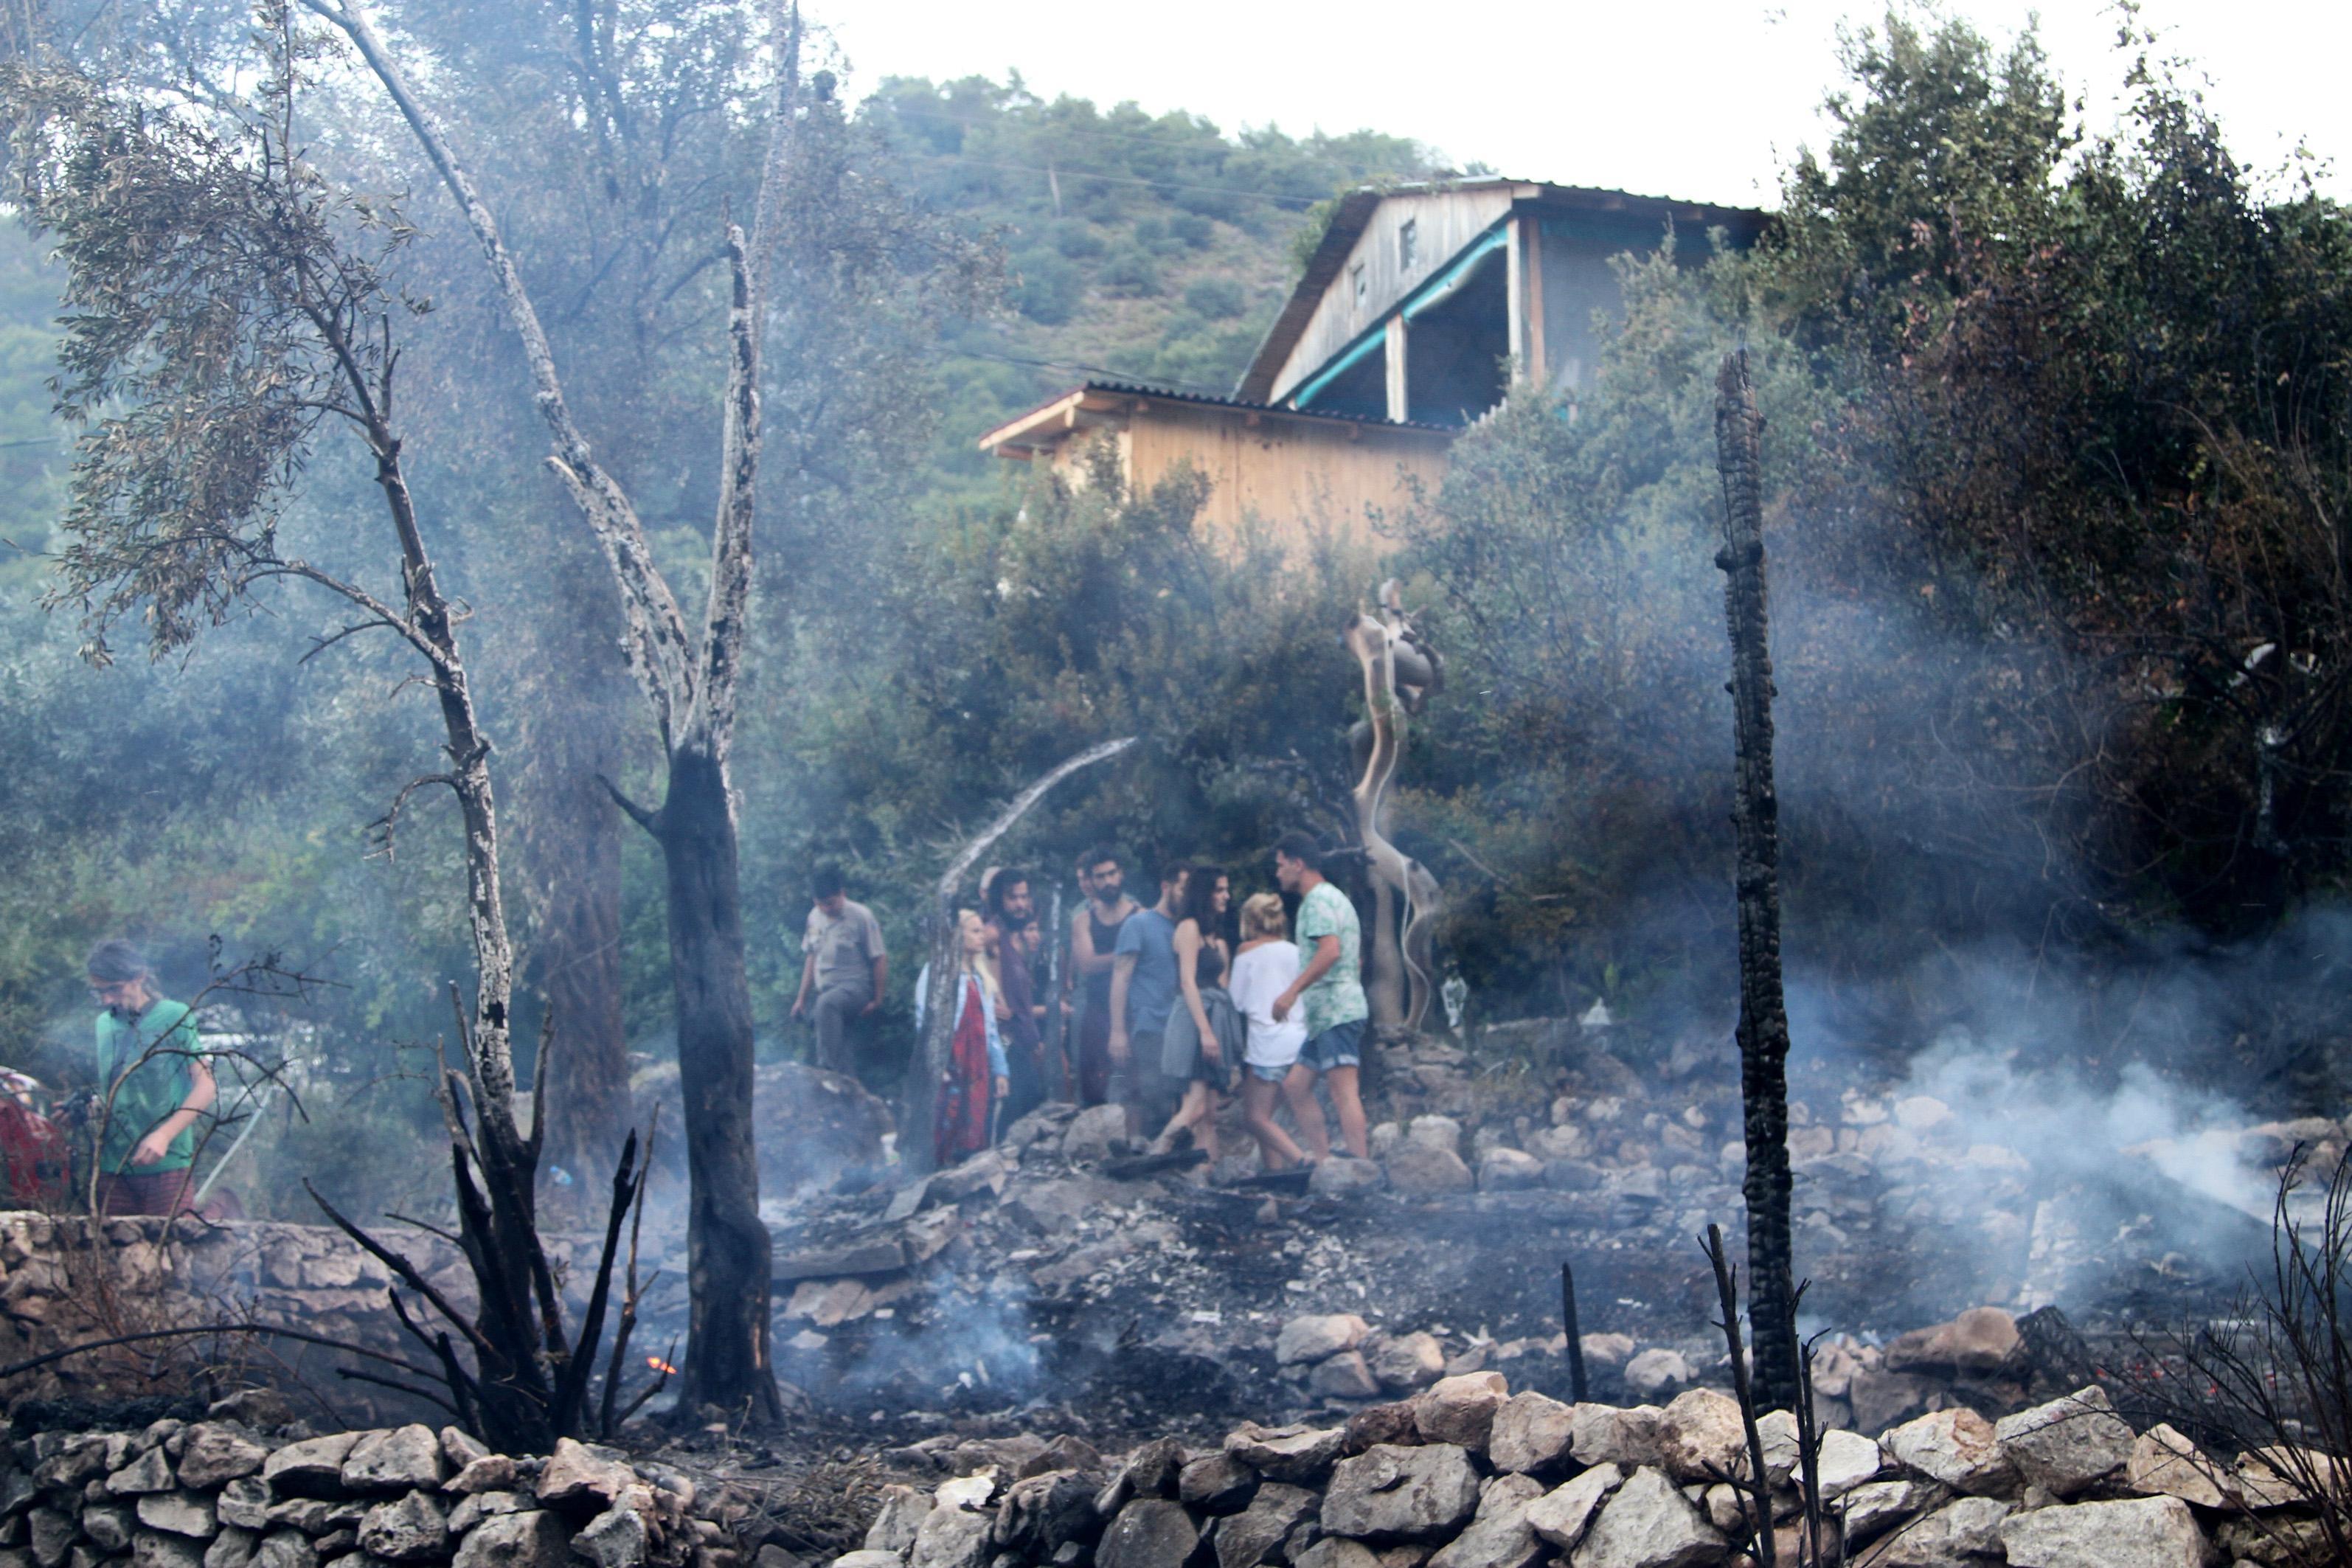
[[1345, 581, 1445, 1030]]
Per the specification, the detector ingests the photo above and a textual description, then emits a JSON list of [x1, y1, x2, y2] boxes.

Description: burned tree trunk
[[523, 743, 630, 1216], [647, 746, 777, 1421], [316, 0, 799, 1424], [1712, 347, 1800, 1413]]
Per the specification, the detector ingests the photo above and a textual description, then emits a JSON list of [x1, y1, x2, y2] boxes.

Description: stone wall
[[0, 1415, 743, 1568], [0, 1214, 608, 1412], [845, 1369, 2284, 1568]]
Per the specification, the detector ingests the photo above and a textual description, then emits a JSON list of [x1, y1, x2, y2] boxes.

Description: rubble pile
[[0, 1408, 756, 1568], [831, 1368, 2300, 1568], [755, 1024, 2308, 1431]]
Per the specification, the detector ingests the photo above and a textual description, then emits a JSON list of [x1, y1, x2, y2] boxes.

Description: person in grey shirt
[[1108, 862, 1185, 1137], [791, 864, 887, 1076]]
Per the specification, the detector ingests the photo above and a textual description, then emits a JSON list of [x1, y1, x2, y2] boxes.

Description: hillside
[[856, 75, 1463, 496]]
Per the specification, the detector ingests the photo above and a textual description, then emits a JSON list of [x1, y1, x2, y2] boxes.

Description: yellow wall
[[1047, 400, 1452, 550]]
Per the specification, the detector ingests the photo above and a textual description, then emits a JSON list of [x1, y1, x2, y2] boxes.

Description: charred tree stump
[[1713, 347, 1800, 1414]]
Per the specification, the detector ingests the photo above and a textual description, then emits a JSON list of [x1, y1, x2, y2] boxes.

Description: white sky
[[825, 0, 2352, 207]]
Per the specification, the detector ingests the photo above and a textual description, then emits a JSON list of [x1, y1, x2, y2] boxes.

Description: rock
[[1291, 1544, 1378, 1568], [1311, 1353, 1383, 1401], [1062, 1106, 1129, 1164], [1997, 1496, 2205, 1568], [1179, 1457, 1258, 1516], [1109, 1439, 1189, 1508], [1406, 1117, 1462, 1155], [1426, 1476, 1542, 1568], [1310, 1159, 1385, 1198], [341, 1429, 444, 1495], [1523, 1465, 1622, 1553], [264, 1436, 362, 1499], [1566, 1468, 1723, 1568], [26, 1511, 71, 1568], [934, 1476, 998, 1513], [1366, 1335, 1445, 1394], [218, 1481, 271, 1533], [1026, 1437, 1103, 1480], [1279, 1316, 1373, 1366], [448, 1494, 527, 1536], [1620, 1350, 1693, 1399], [1384, 1146, 1474, 1196], [1225, 1426, 1346, 1485], [1476, 1151, 1544, 1192], [1861, 1497, 2011, 1566], [1567, 1406, 1662, 1471], [355, 1494, 448, 1564], [1838, 1480, 1927, 1546], [1654, 1390, 1745, 1484], [1214, 1485, 1317, 1568], [1883, 1308, 2019, 1378], [1321, 1446, 1480, 1541], [1095, 1502, 1196, 1568], [994, 1472, 1099, 1559], [448, 1457, 516, 1497], [909, 1503, 992, 1568], [1487, 1394, 1575, 1476], [251, 1535, 317, 1568], [2125, 1424, 2227, 1510], [1844, 1368, 1935, 1437], [1881, 1409, 2016, 1496], [1412, 1374, 1508, 1450], [859, 1484, 931, 1556], [1817, 1429, 1884, 1499], [136, 1496, 215, 1538], [1342, 1406, 1419, 1457], [830, 1556, 906, 1568], [132, 1534, 205, 1568], [1993, 1387, 2134, 1499], [177, 1429, 268, 1490], [205, 1530, 257, 1568], [109, 1450, 176, 1496], [534, 1442, 630, 1510], [454, 1513, 569, 1568], [82, 1508, 134, 1554], [1578, 1334, 1634, 1369], [571, 1506, 647, 1568]]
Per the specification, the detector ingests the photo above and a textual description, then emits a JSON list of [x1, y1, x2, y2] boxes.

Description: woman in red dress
[[933, 909, 1010, 1165]]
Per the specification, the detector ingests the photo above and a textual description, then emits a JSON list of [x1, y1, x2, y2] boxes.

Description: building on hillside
[[979, 178, 1771, 544]]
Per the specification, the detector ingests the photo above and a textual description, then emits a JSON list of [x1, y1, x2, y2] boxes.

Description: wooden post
[[1712, 347, 1800, 1414], [1384, 316, 1409, 423]]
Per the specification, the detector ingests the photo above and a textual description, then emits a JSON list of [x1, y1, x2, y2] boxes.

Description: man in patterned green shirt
[[86, 939, 215, 1215], [1271, 832, 1370, 1160]]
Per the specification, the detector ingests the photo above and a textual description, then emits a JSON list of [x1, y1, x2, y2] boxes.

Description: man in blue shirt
[[1108, 863, 1185, 1137]]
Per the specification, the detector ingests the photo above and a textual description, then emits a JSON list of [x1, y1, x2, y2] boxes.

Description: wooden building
[[980, 178, 1769, 546]]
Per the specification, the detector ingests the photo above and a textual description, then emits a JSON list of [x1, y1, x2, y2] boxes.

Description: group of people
[[917, 832, 1372, 1173]]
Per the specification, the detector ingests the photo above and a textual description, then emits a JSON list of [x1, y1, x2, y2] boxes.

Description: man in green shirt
[[1271, 832, 1371, 1161], [86, 939, 215, 1215]]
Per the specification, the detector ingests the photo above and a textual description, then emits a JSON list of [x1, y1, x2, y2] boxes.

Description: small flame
[[646, 1356, 677, 1376]]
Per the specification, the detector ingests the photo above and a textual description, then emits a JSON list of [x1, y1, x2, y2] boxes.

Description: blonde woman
[[1227, 892, 1309, 1170], [932, 909, 1009, 1165]]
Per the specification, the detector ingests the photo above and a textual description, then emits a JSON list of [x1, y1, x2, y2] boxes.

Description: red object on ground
[[0, 1099, 70, 1204]]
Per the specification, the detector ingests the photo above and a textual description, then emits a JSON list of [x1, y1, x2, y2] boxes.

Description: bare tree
[[0, 9, 651, 1449], [300, 0, 801, 1420]]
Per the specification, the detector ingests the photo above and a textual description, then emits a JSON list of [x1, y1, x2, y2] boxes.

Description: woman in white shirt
[[1227, 893, 1310, 1170]]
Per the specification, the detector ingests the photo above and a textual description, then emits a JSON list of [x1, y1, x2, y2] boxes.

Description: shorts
[[1246, 1061, 1292, 1085], [1297, 1019, 1364, 1072]]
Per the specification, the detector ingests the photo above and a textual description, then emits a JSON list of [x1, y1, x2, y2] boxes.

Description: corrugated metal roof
[[979, 378, 1457, 454]]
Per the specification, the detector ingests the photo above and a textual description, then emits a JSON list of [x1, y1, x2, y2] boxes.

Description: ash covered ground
[[624, 1018, 2314, 1460]]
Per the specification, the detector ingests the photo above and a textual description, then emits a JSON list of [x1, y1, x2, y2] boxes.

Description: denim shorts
[[1298, 1018, 1364, 1071], [1246, 1061, 1292, 1085]]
